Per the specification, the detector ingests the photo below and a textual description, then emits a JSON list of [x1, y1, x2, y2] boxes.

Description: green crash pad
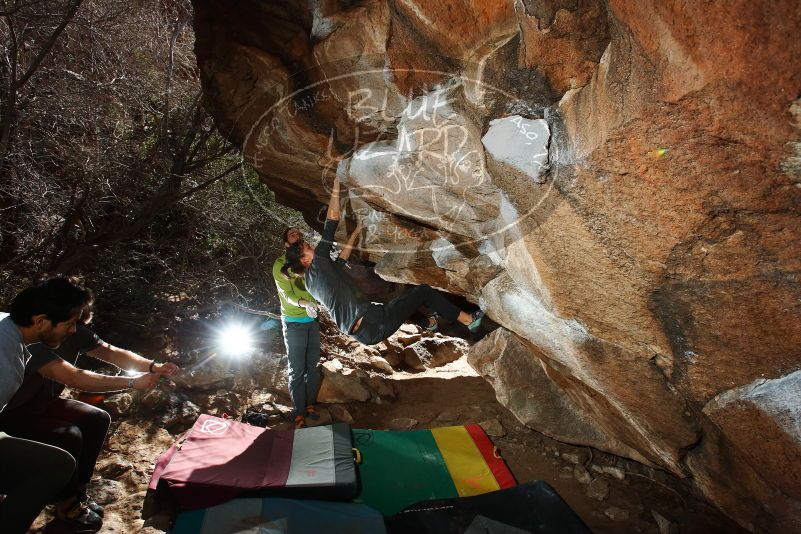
[[352, 425, 520, 516]]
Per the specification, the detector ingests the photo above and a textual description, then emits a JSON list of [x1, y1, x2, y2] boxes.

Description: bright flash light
[[217, 324, 255, 357]]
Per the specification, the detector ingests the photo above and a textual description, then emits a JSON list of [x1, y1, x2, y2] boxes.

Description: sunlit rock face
[[193, 0, 801, 530]]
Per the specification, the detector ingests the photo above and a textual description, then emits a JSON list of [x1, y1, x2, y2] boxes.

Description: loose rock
[[90, 479, 126, 505], [369, 355, 394, 374], [318, 362, 371, 403], [308, 406, 333, 426], [604, 506, 630, 521], [377, 339, 403, 367], [366, 375, 397, 399], [651, 510, 679, 534], [590, 463, 627, 481], [587, 478, 610, 501], [389, 417, 418, 430], [96, 456, 133, 480], [140, 388, 166, 410], [328, 405, 354, 424], [402, 337, 469, 370], [560, 451, 590, 465], [104, 393, 133, 417], [479, 418, 506, 437], [574, 464, 593, 485]]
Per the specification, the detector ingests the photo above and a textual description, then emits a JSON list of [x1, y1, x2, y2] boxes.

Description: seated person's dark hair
[[10, 277, 93, 326]]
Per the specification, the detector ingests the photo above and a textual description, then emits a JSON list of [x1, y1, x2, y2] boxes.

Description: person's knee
[[51, 425, 83, 456], [88, 406, 112, 431], [288, 368, 305, 386]]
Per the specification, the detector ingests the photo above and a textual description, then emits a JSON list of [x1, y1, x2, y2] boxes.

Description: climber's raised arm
[[339, 219, 363, 263], [326, 177, 341, 221]]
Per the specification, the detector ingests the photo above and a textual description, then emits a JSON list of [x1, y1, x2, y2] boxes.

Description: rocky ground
[[31, 316, 744, 534]]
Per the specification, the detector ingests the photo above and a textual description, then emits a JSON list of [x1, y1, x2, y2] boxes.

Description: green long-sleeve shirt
[[272, 254, 317, 321]]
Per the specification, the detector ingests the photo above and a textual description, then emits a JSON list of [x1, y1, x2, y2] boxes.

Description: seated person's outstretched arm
[[339, 219, 363, 263], [37, 358, 160, 392], [88, 342, 179, 376]]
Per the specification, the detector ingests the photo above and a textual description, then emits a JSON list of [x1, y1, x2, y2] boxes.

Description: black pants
[[353, 284, 460, 345], [0, 398, 111, 501], [0, 431, 75, 534]]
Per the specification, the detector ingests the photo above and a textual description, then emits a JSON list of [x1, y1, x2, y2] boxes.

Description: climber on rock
[[282, 177, 484, 345]]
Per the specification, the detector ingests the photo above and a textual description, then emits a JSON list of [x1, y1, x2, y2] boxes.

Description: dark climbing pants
[[0, 398, 111, 501], [0, 431, 76, 534], [283, 320, 321, 416], [353, 284, 460, 345]]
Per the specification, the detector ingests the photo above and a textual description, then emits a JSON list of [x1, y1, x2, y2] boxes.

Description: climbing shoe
[[467, 309, 485, 333], [304, 405, 320, 421], [55, 499, 102, 532], [425, 313, 439, 333], [77, 489, 104, 517], [294, 415, 306, 429]]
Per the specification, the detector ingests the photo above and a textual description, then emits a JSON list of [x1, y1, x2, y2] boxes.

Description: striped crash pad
[[148, 415, 357, 510], [171, 498, 386, 534], [352, 424, 516, 515]]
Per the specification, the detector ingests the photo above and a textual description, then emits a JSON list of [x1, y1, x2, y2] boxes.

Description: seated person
[[1, 278, 87, 533], [0, 285, 177, 532], [282, 178, 484, 345]]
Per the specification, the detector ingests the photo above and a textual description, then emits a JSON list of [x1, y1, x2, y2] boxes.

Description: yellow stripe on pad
[[431, 426, 500, 497]]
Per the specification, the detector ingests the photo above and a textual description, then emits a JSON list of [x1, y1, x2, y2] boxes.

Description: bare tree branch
[[13, 0, 82, 90]]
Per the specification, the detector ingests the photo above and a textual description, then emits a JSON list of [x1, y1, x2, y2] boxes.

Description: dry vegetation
[[0, 0, 302, 325]]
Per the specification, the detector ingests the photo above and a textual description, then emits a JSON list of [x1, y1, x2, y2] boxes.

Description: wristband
[[149, 360, 156, 373]]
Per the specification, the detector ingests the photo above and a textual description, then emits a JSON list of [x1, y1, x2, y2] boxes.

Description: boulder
[[468, 328, 655, 464], [192, 1, 801, 529], [702, 371, 801, 502]]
